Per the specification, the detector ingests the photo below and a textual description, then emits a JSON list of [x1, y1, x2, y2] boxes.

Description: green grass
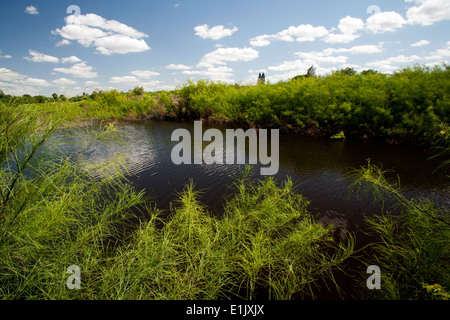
[[347, 160, 450, 300]]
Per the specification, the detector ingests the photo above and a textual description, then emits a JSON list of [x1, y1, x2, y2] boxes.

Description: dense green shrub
[[176, 64, 449, 139]]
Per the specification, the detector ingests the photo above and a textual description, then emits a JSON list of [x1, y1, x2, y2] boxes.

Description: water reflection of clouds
[[50, 124, 159, 179]]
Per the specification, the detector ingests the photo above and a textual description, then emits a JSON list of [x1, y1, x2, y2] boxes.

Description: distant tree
[[361, 69, 379, 76], [291, 65, 316, 81], [22, 94, 32, 104], [52, 93, 58, 101], [305, 65, 316, 78], [34, 95, 46, 103], [90, 91, 99, 99], [291, 74, 305, 81], [59, 94, 67, 101], [131, 86, 145, 96], [0, 89, 4, 99], [337, 67, 357, 76]]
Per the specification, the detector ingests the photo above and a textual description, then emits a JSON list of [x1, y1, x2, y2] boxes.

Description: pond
[[47, 120, 449, 298]]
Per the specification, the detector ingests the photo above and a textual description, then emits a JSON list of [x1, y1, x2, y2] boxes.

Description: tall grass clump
[[0, 103, 146, 299], [347, 159, 449, 300], [104, 167, 354, 300]]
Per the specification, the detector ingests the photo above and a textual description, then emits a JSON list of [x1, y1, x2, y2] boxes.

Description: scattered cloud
[[324, 16, 364, 44], [130, 70, 160, 78], [141, 80, 162, 90], [61, 56, 82, 64], [52, 13, 150, 55], [406, 0, 450, 26], [94, 34, 151, 55], [365, 54, 422, 73], [52, 77, 77, 86], [338, 16, 365, 34], [56, 39, 71, 47], [24, 50, 59, 63], [249, 35, 272, 47], [365, 11, 407, 34], [0, 49, 12, 59], [250, 24, 329, 46], [165, 64, 192, 70], [197, 47, 259, 68], [53, 62, 98, 78], [22, 77, 52, 87], [411, 40, 430, 47], [325, 44, 383, 55], [423, 41, 450, 61], [0, 68, 54, 95], [25, 6, 39, 15], [194, 24, 238, 40], [109, 76, 140, 84], [183, 66, 234, 83], [85, 81, 100, 87], [266, 44, 384, 81]]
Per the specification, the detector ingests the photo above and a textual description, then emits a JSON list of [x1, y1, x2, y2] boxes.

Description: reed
[[347, 159, 449, 300]]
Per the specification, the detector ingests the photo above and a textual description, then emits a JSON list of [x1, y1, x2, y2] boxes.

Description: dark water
[[51, 120, 449, 240]]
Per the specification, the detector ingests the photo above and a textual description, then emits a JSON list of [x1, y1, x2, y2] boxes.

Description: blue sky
[[0, 0, 449, 96]]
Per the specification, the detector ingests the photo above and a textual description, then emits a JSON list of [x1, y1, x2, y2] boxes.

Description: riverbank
[[6, 64, 448, 146]]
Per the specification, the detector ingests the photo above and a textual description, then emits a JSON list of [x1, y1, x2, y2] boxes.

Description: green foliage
[[330, 131, 345, 140], [335, 67, 357, 76], [2, 64, 448, 140], [174, 65, 448, 139], [348, 160, 450, 300], [131, 86, 145, 96]]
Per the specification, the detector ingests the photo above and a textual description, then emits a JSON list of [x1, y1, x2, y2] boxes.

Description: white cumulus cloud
[[24, 50, 59, 63], [61, 56, 82, 64], [130, 70, 160, 78], [406, 0, 450, 26], [194, 24, 238, 40], [53, 62, 98, 78], [250, 24, 329, 46], [411, 40, 430, 47], [197, 47, 259, 68], [324, 16, 365, 44], [52, 13, 150, 55], [25, 6, 39, 15], [366, 11, 407, 34], [183, 66, 234, 83], [365, 54, 422, 73], [109, 76, 140, 84], [165, 64, 192, 70], [52, 78, 77, 86]]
